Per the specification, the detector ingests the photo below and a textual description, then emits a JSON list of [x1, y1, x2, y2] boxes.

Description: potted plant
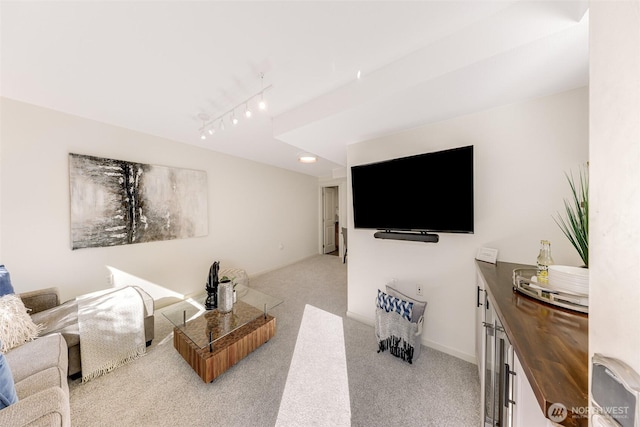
[[554, 164, 589, 268]]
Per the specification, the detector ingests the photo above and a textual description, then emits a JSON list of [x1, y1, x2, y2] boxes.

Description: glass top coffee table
[[163, 284, 282, 382]]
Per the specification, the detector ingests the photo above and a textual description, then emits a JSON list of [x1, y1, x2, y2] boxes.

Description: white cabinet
[[476, 268, 555, 427], [513, 353, 557, 427]]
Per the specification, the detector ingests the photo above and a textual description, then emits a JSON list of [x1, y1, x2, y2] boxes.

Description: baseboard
[[346, 311, 477, 365], [346, 310, 374, 326], [420, 338, 476, 365], [248, 253, 319, 279]]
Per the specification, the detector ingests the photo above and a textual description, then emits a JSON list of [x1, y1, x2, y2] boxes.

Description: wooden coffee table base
[[173, 314, 276, 383]]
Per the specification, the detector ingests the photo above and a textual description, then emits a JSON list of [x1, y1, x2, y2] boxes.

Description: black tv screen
[[351, 145, 474, 233]]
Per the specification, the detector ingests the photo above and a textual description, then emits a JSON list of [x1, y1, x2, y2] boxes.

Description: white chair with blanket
[[20, 285, 154, 379]]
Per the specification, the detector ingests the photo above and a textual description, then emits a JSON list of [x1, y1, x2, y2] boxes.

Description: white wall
[[0, 98, 319, 305], [590, 0, 640, 391], [346, 87, 588, 362]]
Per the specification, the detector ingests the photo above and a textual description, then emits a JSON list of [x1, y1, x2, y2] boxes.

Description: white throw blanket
[[77, 286, 146, 382], [375, 307, 419, 364]]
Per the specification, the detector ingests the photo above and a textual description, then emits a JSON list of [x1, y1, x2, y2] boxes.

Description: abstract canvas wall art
[[69, 153, 208, 250]]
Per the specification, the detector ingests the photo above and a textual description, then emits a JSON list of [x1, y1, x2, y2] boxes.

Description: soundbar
[[373, 231, 439, 243]]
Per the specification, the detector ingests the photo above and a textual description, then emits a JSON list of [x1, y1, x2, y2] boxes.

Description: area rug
[[276, 304, 351, 426], [77, 286, 146, 382]]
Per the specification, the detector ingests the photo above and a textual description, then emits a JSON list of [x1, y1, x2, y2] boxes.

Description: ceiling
[[1, 1, 589, 178]]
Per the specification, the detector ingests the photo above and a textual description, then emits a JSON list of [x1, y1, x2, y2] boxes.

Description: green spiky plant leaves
[[554, 164, 589, 268]]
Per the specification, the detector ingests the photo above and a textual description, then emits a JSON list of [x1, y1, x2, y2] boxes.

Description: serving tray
[[512, 268, 588, 314]]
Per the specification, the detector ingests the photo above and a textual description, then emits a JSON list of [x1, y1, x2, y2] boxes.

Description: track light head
[[198, 114, 209, 140]]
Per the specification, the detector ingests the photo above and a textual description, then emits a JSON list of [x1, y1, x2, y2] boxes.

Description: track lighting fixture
[[197, 73, 272, 138]]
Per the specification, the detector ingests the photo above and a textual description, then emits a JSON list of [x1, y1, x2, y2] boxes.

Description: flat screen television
[[351, 145, 474, 234]]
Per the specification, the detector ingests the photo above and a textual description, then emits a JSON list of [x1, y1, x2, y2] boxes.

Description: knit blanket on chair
[[375, 306, 418, 364], [77, 286, 146, 382]]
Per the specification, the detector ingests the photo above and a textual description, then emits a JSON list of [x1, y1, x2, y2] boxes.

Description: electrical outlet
[[416, 284, 423, 296]]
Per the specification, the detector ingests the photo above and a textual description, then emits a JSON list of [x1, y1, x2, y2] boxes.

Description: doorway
[[322, 186, 339, 255]]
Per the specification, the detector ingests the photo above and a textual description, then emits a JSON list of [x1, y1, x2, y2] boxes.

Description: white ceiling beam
[[272, 1, 590, 164]]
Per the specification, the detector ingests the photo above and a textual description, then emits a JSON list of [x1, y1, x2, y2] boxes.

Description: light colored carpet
[[68, 254, 479, 426]]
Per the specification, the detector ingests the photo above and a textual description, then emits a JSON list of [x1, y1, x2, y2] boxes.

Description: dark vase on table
[[205, 261, 219, 310]]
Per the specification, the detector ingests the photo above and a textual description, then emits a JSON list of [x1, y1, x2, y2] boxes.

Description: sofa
[[20, 286, 155, 377], [0, 281, 154, 426], [1, 333, 70, 427]]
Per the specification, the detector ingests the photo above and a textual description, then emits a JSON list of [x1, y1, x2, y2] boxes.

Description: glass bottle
[[536, 240, 554, 284]]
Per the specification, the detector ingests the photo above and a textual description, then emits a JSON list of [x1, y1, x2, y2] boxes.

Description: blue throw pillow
[[377, 289, 413, 321], [0, 345, 18, 409], [0, 266, 14, 297], [386, 285, 427, 324]]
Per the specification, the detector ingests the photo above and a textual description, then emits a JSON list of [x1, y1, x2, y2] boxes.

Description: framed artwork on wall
[[69, 153, 208, 250]]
